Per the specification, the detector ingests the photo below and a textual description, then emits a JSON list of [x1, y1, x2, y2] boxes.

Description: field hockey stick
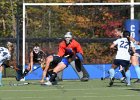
[[9, 81, 30, 86], [31, 65, 41, 72], [24, 65, 42, 77], [9, 81, 42, 86], [95, 65, 109, 80]]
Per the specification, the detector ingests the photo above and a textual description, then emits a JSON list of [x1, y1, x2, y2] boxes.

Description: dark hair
[[123, 31, 130, 38], [123, 30, 134, 56], [34, 43, 39, 47]]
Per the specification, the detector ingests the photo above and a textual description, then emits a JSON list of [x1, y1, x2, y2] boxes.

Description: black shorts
[[113, 59, 130, 68], [49, 55, 62, 69]]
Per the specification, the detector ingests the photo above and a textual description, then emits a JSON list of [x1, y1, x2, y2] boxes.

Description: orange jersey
[[57, 39, 83, 57]]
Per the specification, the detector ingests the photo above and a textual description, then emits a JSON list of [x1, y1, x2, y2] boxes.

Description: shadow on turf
[[127, 89, 140, 92], [107, 84, 127, 87]]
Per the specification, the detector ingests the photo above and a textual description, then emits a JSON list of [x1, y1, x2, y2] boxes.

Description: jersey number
[[120, 41, 129, 49], [0, 48, 8, 57]]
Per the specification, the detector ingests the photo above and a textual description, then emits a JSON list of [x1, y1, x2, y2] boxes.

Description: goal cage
[[22, 2, 140, 80]]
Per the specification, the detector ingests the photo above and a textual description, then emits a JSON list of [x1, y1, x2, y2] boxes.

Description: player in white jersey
[[0, 42, 14, 86], [114, 28, 140, 83], [109, 31, 135, 86]]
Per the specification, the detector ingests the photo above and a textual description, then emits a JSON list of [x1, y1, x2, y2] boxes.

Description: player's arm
[[130, 36, 140, 45], [29, 51, 34, 72], [75, 42, 84, 62], [40, 50, 46, 60], [3, 60, 19, 71], [130, 41, 136, 55], [39, 50, 46, 68], [75, 41, 83, 55], [40, 55, 53, 83], [57, 43, 65, 57], [110, 43, 117, 49]]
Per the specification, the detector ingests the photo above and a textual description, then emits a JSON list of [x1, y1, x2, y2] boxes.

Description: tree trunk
[[10, 0, 16, 38], [2, 17, 6, 35]]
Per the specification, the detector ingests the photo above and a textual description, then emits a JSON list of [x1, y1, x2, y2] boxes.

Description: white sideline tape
[[0, 87, 137, 91], [1, 94, 140, 100]]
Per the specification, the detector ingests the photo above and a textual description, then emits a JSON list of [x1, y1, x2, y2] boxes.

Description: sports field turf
[[0, 78, 140, 100]]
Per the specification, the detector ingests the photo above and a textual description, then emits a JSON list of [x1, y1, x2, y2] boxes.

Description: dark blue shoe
[[109, 77, 115, 87]]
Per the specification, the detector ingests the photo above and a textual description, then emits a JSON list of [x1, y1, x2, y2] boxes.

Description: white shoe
[[120, 77, 126, 83], [20, 78, 25, 81], [126, 83, 131, 86], [44, 81, 52, 86], [120, 77, 125, 81]]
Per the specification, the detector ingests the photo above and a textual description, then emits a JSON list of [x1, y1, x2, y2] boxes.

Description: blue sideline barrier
[[25, 64, 137, 80]]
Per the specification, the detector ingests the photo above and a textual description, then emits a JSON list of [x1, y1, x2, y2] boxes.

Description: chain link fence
[[1, 4, 140, 77]]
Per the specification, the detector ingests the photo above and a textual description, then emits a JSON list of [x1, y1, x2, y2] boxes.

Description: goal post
[[23, 2, 140, 80]]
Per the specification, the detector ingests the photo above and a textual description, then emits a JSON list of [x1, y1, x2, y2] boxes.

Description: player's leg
[[76, 53, 89, 80], [119, 65, 126, 82], [109, 60, 118, 86], [131, 55, 140, 83], [125, 68, 131, 86], [120, 60, 131, 86], [0, 66, 3, 86], [109, 67, 115, 86], [70, 53, 89, 81], [44, 63, 66, 85], [51, 63, 66, 84], [44, 58, 68, 85]]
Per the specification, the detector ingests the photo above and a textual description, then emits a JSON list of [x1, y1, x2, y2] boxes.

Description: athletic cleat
[[43, 81, 52, 86], [109, 77, 115, 87], [126, 83, 131, 86], [120, 77, 126, 83], [80, 77, 89, 82], [20, 78, 25, 81], [134, 79, 140, 83], [52, 81, 58, 85]]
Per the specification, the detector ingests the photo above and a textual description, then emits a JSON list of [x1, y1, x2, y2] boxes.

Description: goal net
[[23, 2, 140, 66]]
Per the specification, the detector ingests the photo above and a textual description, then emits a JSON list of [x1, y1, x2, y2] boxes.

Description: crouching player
[[40, 54, 69, 85], [20, 43, 46, 80], [57, 32, 89, 81], [109, 31, 135, 86]]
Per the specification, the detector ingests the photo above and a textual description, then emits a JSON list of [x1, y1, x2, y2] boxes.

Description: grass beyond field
[[0, 78, 140, 100]]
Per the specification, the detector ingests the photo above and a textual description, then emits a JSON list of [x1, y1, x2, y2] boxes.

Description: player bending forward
[[40, 54, 69, 85]]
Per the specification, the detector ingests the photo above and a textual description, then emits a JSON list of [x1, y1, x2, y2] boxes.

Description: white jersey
[[0, 47, 11, 66], [113, 38, 135, 61]]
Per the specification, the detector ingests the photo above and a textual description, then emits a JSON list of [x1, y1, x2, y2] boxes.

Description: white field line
[[1, 94, 140, 100], [0, 87, 137, 92]]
